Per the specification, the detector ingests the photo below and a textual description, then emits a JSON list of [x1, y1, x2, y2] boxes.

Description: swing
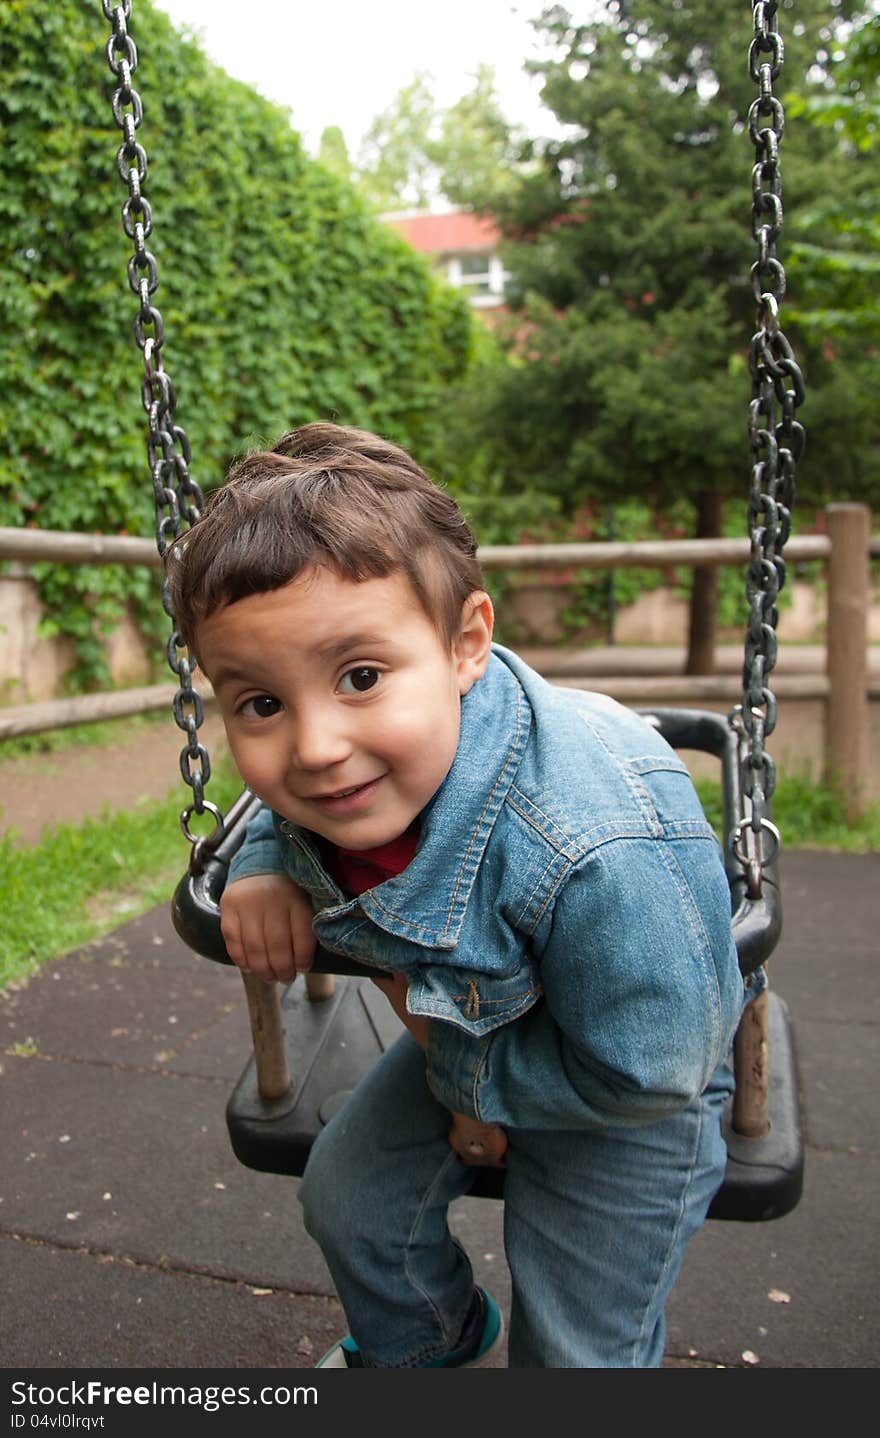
[[101, 1, 804, 1221]]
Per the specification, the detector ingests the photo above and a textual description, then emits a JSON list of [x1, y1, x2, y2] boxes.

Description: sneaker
[[315, 1288, 503, 1369]]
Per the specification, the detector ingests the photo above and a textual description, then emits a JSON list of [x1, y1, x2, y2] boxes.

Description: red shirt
[[322, 823, 420, 897]]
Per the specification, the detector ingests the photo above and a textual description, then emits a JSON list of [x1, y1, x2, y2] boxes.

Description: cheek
[[395, 696, 460, 775], [225, 731, 275, 791], [366, 713, 434, 786]]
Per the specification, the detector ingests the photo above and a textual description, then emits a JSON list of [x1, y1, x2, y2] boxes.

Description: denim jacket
[[228, 645, 744, 1131]]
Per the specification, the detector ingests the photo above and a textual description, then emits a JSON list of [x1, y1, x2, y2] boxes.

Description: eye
[[240, 694, 282, 719], [338, 666, 381, 695]]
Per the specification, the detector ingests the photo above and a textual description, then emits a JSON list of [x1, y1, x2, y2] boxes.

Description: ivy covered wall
[[0, 0, 472, 685]]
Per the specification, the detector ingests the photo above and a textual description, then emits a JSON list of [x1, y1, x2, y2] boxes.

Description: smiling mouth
[[308, 776, 385, 807]]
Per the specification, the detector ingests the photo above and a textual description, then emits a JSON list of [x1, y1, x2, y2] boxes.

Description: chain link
[[101, 2, 222, 850], [733, 1, 806, 897]]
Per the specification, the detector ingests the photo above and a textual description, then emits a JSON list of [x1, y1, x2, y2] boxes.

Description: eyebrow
[[203, 634, 390, 690], [200, 662, 256, 691], [312, 633, 389, 662]]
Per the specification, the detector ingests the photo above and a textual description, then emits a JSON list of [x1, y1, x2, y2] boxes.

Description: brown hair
[[165, 423, 484, 655]]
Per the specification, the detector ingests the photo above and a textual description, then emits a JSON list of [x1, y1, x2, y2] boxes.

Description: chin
[[335, 829, 396, 852], [337, 817, 412, 850]]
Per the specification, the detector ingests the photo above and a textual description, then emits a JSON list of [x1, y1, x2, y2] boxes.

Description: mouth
[[307, 775, 385, 813]]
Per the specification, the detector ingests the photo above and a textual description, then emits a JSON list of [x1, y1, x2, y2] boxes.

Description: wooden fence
[[1, 503, 876, 812]]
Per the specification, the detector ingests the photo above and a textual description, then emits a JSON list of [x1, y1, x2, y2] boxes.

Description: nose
[[289, 705, 353, 773]]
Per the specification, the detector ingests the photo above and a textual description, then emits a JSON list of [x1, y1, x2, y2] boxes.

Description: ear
[[454, 590, 495, 695]]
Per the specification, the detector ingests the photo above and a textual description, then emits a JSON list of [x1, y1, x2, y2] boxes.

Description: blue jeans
[[299, 1034, 733, 1368]]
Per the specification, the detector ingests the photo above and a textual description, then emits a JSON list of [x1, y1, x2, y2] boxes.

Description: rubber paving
[[2, 850, 877, 1369]]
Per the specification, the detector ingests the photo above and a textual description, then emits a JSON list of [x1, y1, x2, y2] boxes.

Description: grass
[[0, 757, 242, 992], [695, 770, 880, 852]]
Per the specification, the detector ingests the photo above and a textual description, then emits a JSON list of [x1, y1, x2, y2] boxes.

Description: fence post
[[825, 503, 870, 819]]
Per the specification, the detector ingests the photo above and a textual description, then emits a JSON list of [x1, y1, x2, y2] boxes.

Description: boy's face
[[196, 567, 493, 852]]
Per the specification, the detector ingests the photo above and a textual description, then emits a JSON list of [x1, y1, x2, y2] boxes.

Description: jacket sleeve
[[226, 804, 290, 883], [426, 836, 743, 1130]]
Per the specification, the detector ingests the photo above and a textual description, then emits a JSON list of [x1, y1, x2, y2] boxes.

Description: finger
[[262, 911, 298, 984], [457, 1145, 506, 1169], [219, 906, 249, 971], [290, 909, 316, 974], [452, 1140, 503, 1168], [485, 1126, 509, 1161], [235, 907, 279, 984], [448, 1119, 508, 1166]]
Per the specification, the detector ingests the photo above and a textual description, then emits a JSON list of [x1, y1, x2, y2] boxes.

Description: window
[[444, 253, 509, 308]]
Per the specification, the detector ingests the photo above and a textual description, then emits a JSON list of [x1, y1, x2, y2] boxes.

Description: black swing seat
[[172, 707, 804, 1222]]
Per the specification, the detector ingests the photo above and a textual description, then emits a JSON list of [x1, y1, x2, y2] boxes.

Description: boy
[[167, 422, 745, 1368]]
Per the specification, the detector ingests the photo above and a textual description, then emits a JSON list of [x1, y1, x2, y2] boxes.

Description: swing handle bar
[[171, 709, 779, 979]]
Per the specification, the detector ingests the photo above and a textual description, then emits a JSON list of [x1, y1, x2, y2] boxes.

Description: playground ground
[[1, 845, 877, 1371]]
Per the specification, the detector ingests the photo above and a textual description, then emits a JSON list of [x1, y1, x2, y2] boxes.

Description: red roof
[[384, 210, 500, 256]]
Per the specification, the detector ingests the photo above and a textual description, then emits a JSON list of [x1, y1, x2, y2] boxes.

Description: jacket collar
[[281, 647, 531, 950]]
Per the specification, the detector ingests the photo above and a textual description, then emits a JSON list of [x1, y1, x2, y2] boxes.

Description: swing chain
[[733, 1, 806, 899], [102, 1, 223, 853]]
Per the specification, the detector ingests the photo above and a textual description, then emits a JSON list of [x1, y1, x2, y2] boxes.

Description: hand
[[448, 1113, 508, 1168], [370, 972, 430, 1050], [220, 873, 315, 983]]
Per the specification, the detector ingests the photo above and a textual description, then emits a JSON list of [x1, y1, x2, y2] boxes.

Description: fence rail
[[6, 526, 870, 570], [1, 505, 875, 810]]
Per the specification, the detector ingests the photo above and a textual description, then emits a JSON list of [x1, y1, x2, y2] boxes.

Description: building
[[383, 209, 509, 309]]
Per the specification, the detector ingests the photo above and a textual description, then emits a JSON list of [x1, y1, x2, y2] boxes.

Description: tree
[[786, 13, 880, 339], [0, 1, 473, 687], [435, 64, 528, 207], [353, 65, 531, 212], [355, 74, 438, 210], [318, 125, 353, 185], [464, 0, 878, 671]]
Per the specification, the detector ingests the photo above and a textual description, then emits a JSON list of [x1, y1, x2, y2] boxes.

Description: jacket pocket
[[408, 961, 543, 1037]]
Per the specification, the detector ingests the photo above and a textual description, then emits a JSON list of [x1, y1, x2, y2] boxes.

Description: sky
[[152, 0, 560, 158]]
